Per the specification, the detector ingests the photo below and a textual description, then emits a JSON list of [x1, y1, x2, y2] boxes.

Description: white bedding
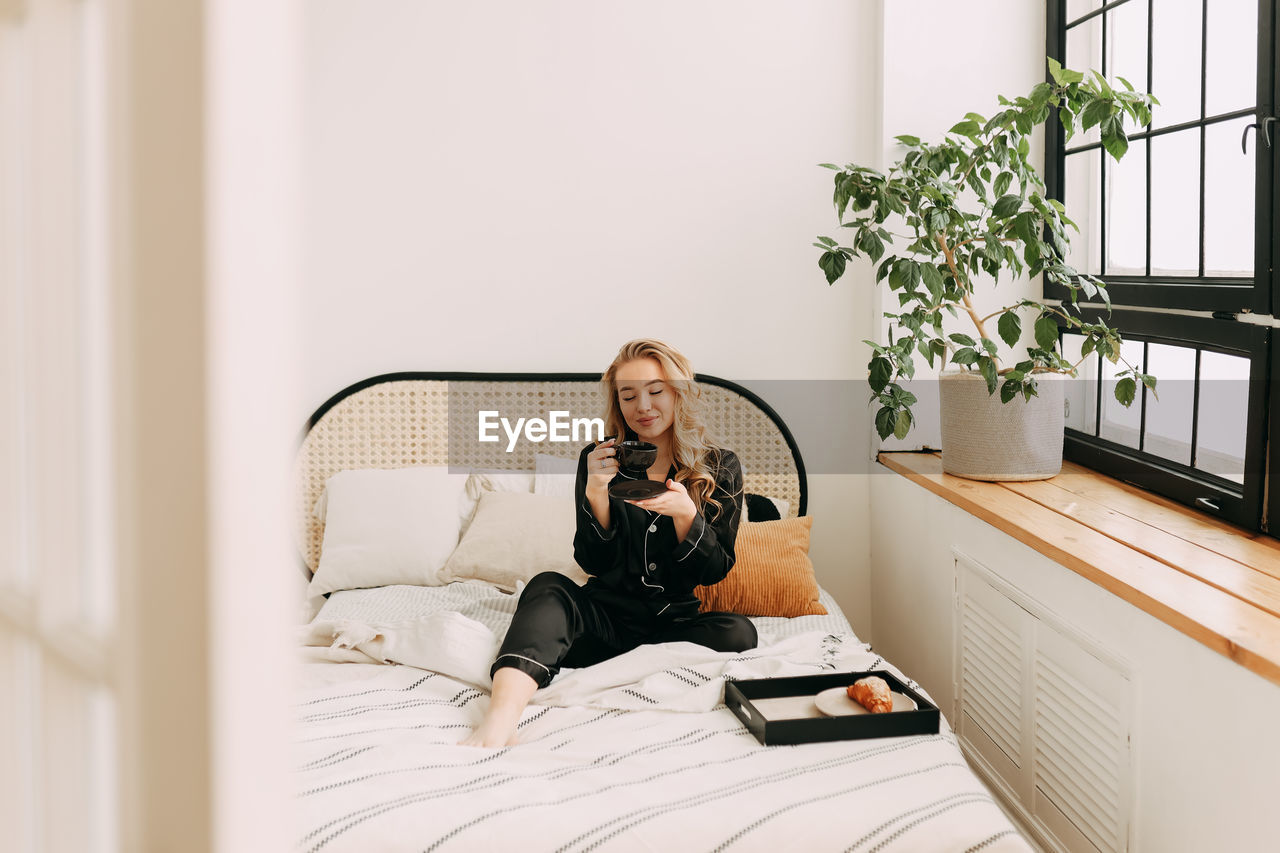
[[294, 583, 1031, 852]]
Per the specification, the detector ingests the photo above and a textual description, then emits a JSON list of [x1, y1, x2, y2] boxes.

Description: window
[[1046, 0, 1276, 531], [1, 1, 118, 849]]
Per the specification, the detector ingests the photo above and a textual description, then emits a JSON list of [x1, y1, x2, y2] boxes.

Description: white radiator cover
[[954, 550, 1133, 853]]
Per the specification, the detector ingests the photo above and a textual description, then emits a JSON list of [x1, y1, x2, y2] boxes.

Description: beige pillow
[[441, 490, 588, 592], [308, 466, 470, 597], [694, 516, 826, 617]]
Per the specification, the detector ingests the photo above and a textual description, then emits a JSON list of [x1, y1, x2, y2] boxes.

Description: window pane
[[1205, 0, 1256, 117], [1105, 138, 1146, 275], [1066, 0, 1103, 24], [1067, 14, 1103, 146], [80, 0, 116, 637], [1062, 333, 1099, 435], [0, 245, 24, 592], [1, 631, 38, 853], [1143, 343, 1194, 465], [1149, 129, 1200, 275], [1100, 339, 1144, 448], [1107, 0, 1148, 97], [1203, 118, 1255, 277], [1195, 350, 1248, 482], [1063, 149, 1102, 275], [1151, 0, 1203, 127], [43, 659, 96, 853], [0, 18, 32, 592]]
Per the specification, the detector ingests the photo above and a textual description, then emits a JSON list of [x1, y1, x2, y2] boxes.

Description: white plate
[[814, 685, 918, 717]]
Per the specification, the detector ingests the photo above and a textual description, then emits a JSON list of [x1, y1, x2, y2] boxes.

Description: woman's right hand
[[586, 437, 618, 493]]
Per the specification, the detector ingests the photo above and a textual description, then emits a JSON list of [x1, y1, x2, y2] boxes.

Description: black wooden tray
[[724, 670, 940, 746]]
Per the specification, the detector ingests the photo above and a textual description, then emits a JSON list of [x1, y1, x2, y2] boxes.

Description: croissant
[[847, 676, 893, 713]]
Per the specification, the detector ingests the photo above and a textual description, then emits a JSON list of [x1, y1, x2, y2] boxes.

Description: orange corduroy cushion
[[694, 516, 826, 617]]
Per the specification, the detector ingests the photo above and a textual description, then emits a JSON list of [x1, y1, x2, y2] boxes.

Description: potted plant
[[816, 58, 1158, 480]]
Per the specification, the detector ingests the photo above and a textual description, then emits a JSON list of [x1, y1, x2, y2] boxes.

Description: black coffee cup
[[615, 440, 657, 478]]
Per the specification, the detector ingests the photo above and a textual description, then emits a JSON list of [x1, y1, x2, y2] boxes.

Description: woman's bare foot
[[459, 666, 539, 748]]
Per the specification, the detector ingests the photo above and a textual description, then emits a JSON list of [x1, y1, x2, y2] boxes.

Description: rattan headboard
[[294, 372, 807, 572]]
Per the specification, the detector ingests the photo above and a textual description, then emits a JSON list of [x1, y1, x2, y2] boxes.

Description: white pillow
[[308, 467, 471, 597], [534, 453, 579, 498], [459, 469, 535, 536], [440, 490, 588, 591]]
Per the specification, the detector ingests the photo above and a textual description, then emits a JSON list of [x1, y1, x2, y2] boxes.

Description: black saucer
[[609, 479, 669, 500]]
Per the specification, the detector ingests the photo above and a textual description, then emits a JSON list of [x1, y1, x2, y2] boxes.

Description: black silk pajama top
[[571, 440, 745, 625]]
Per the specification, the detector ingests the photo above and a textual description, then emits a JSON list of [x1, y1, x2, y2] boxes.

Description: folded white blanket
[[299, 611, 499, 686], [300, 612, 911, 713]]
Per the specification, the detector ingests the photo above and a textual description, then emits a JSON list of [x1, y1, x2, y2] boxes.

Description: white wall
[[300, 1, 880, 629], [876, 0, 1047, 451]]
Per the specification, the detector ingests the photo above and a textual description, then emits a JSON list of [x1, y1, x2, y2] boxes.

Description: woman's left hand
[[626, 479, 697, 523]]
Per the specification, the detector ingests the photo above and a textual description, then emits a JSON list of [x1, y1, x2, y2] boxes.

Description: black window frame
[[1059, 309, 1270, 525], [1045, 0, 1277, 533]]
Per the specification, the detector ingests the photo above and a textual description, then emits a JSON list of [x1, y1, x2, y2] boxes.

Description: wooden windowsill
[[878, 451, 1280, 688]]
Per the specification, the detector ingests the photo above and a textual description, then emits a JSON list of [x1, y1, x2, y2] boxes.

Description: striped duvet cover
[[294, 583, 1030, 853]]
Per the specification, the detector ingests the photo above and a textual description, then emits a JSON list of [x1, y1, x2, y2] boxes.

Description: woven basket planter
[[938, 371, 1064, 481]]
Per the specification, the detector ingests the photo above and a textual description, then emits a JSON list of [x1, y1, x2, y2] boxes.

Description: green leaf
[[869, 356, 893, 393], [858, 229, 885, 264], [874, 406, 895, 441], [1101, 125, 1129, 160], [951, 347, 979, 365], [1061, 103, 1078, 137], [876, 259, 893, 283], [921, 263, 944, 302], [1047, 56, 1064, 85], [819, 163, 842, 170], [1022, 376, 1039, 402], [1034, 315, 1059, 350], [893, 409, 913, 440], [1081, 98, 1112, 131], [819, 251, 846, 284], [949, 332, 977, 347], [904, 259, 922, 292], [993, 171, 1014, 198], [1013, 211, 1039, 245], [1114, 376, 1137, 407], [998, 311, 1022, 348], [1000, 379, 1020, 404], [1029, 81, 1053, 108], [888, 261, 905, 291], [949, 119, 981, 138], [894, 134, 922, 147], [978, 357, 999, 394], [917, 339, 935, 367], [993, 194, 1022, 218]]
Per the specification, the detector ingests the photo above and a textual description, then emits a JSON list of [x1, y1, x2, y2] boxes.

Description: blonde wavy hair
[[600, 339, 736, 519]]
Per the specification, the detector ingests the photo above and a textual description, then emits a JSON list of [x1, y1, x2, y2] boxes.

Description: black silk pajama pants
[[490, 571, 758, 688]]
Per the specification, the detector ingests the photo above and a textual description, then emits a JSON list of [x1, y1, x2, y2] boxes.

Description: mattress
[[293, 582, 1032, 852]]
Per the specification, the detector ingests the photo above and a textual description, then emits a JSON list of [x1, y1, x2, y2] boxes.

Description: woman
[[461, 339, 756, 748]]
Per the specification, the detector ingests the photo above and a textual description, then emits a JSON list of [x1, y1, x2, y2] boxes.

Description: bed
[[292, 372, 1032, 852]]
